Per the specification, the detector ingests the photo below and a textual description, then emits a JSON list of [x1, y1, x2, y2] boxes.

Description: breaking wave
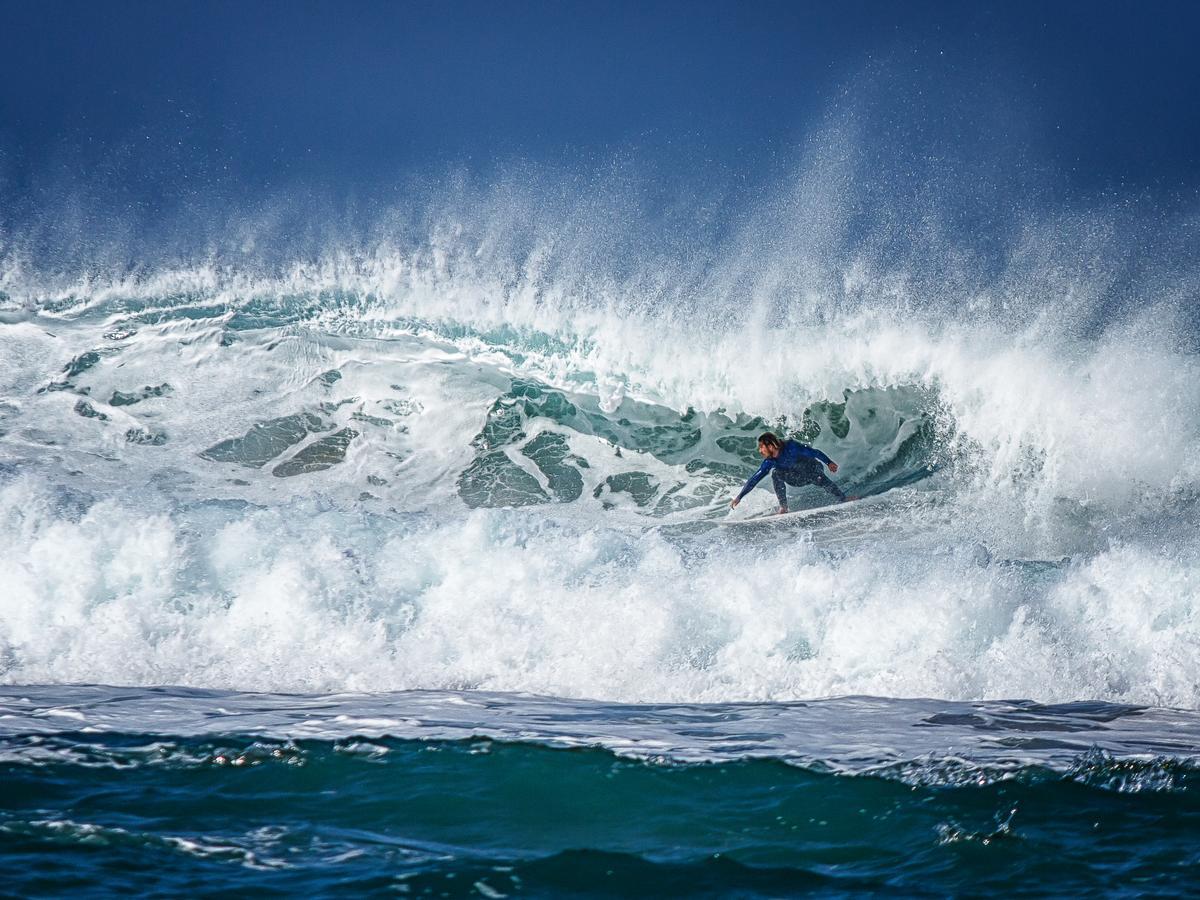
[[1, 162, 1198, 706]]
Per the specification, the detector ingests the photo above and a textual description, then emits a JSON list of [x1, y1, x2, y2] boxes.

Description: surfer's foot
[[842, 495, 861, 502]]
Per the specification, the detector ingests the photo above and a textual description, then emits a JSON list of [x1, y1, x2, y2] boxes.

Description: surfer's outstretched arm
[[730, 458, 774, 508]]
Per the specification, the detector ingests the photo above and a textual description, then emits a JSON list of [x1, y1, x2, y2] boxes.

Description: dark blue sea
[[5, 687, 1200, 896]]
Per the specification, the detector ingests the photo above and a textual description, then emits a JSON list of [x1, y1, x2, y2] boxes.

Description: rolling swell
[[3, 729, 1198, 896], [3, 687, 1199, 899]]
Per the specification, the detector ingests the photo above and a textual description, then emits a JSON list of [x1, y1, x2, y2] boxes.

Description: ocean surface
[[3, 686, 1200, 896]]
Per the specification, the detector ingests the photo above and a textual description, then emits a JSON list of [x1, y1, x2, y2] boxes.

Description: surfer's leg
[[782, 466, 846, 502], [809, 471, 847, 501], [770, 470, 788, 508]]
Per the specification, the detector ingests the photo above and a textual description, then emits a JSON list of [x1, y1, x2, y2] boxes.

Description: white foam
[[2, 168, 1198, 707], [1, 472, 1198, 707]]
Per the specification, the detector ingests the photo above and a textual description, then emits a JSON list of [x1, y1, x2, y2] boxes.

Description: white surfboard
[[718, 493, 879, 527]]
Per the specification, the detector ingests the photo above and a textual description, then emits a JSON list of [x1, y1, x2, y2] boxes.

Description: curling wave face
[[1, 221, 1199, 706]]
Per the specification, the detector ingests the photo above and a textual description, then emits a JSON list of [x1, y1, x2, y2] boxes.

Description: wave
[[1, 160, 1199, 707], [3, 263, 1196, 508], [0, 269, 1198, 704]]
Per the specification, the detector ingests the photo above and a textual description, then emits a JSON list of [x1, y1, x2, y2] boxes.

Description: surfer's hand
[[827, 461, 838, 473], [730, 497, 739, 509], [777, 506, 788, 515]]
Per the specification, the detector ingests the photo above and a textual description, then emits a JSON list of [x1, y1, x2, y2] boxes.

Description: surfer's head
[[757, 432, 783, 458]]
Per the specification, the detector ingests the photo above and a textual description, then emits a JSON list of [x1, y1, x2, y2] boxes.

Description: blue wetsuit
[[735, 440, 845, 509]]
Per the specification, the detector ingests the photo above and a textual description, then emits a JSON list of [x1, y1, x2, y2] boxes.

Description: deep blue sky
[[2, 1, 1199, 227]]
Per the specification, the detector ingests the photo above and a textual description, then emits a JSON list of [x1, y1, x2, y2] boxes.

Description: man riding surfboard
[[730, 432, 847, 515]]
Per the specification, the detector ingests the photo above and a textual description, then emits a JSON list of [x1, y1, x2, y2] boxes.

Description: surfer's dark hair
[[757, 432, 783, 450]]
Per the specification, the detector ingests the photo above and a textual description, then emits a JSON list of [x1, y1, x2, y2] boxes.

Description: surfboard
[[718, 494, 876, 527]]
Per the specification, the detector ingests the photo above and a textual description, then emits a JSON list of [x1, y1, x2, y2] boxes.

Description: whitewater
[[2, 179, 1198, 709]]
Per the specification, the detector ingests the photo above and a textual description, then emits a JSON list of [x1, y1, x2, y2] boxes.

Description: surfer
[[730, 432, 846, 514]]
